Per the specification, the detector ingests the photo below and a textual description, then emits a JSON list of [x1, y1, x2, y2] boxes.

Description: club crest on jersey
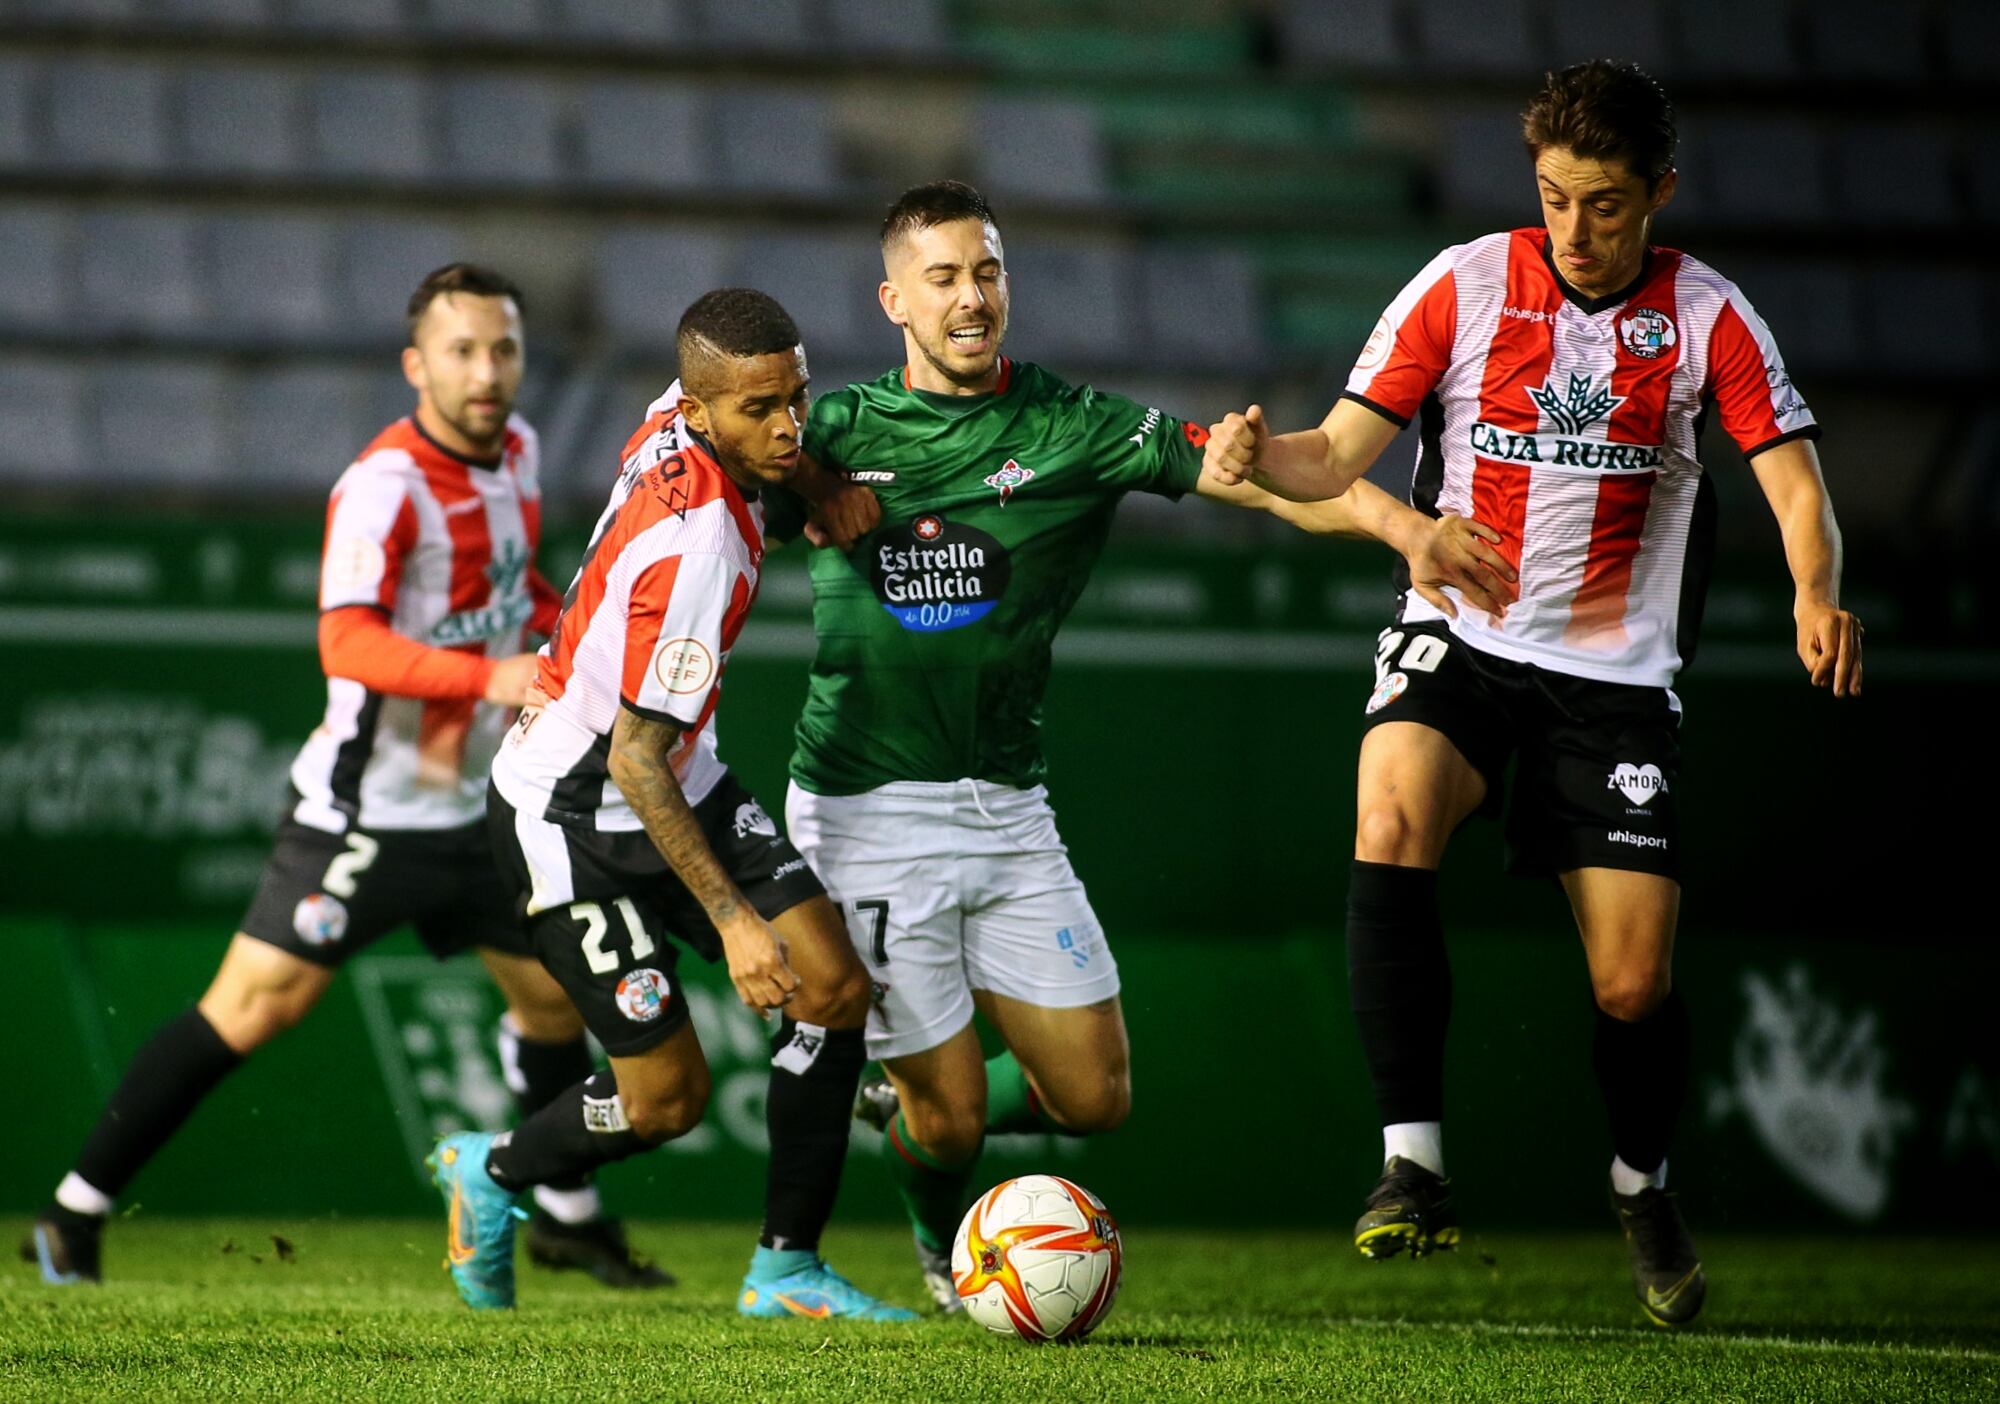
[[615, 968, 671, 1023], [983, 459, 1034, 506], [1526, 371, 1625, 435], [1619, 308, 1678, 360]]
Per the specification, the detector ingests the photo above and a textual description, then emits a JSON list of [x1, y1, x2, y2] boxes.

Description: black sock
[[1592, 987, 1691, 1178], [1346, 861, 1452, 1126], [498, 1018, 596, 1193], [760, 1020, 867, 1253], [70, 1008, 243, 1203], [485, 1070, 651, 1191]]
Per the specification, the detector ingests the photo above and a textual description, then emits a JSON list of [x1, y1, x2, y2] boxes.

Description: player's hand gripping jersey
[[493, 384, 766, 834], [1348, 229, 1817, 688], [780, 359, 1207, 795], [291, 414, 559, 833]]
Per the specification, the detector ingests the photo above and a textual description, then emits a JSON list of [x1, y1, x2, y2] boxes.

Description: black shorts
[[1359, 622, 1683, 880], [238, 810, 532, 966], [487, 771, 826, 1057]]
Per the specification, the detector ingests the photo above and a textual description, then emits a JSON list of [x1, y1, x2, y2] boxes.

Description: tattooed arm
[[606, 707, 799, 1010]]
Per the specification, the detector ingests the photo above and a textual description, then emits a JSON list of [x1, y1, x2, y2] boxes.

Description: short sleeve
[[1343, 248, 1457, 428], [621, 552, 745, 726], [1076, 386, 1208, 499], [1706, 291, 1819, 460], [319, 462, 418, 612]]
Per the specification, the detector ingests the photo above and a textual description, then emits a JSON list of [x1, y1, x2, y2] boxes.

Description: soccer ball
[[951, 1174, 1122, 1342]]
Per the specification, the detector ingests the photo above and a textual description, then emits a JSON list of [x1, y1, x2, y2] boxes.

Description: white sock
[[1383, 1122, 1444, 1177], [1610, 1155, 1666, 1196], [55, 1172, 113, 1218], [532, 1183, 603, 1226]]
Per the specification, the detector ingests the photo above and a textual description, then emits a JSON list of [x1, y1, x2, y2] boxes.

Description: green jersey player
[[779, 182, 1515, 1311]]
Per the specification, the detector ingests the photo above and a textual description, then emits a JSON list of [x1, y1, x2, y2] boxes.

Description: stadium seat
[[1941, 0, 2000, 82], [595, 227, 735, 353], [1544, 0, 1673, 75], [714, 89, 838, 195], [1719, 260, 1864, 377], [734, 233, 880, 362], [1695, 117, 1829, 228], [1137, 246, 1262, 371], [235, 364, 376, 488], [1671, 0, 1799, 81], [693, 0, 814, 52], [45, 58, 169, 172], [423, 0, 544, 36], [1859, 268, 1993, 377], [93, 359, 232, 486], [576, 81, 705, 191], [976, 97, 1109, 205], [440, 76, 563, 188], [1829, 123, 1957, 229], [1001, 241, 1132, 363], [308, 70, 434, 181], [78, 210, 206, 336], [205, 215, 339, 341], [0, 356, 89, 479], [1439, 110, 1529, 217], [176, 66, 303, 176], [283, 0, 404, 33], [1802, 0, 1926, 84], [1279, 0, 1407, 73], [0, 205, 70, 334], [1410, 0, 1535, 76], [545, 0, 688, 43], [335, 219, 463, 339], [0, 58, 38, 172], [824, 0, 949, 54]]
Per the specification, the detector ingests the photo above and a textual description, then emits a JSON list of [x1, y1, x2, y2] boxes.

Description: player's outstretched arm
[[319, 605, 540, 704], [1195, 474, 1517, 619], [607, 708, 800, 1009], [786, 452, 881, 551], [1749, 438, 1862, 698], [1202, 398, 1402, 502]]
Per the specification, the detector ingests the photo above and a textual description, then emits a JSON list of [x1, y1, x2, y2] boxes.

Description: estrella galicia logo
[[869, 513, 1011, 633]]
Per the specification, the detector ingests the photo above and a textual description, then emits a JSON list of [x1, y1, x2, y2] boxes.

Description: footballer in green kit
[[776, 181, 1515, 1312]]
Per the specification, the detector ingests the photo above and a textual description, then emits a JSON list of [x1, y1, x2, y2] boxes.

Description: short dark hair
[[406, 263, 522, 341], [880, 180, 997, 250], [1521, 61, 1677, 189], [676, 288, 801, 397]]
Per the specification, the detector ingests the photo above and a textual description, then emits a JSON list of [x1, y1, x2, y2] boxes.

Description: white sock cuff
[[55, 1172, 114, 1217], [533, 1184, 603, 1226], [1610, 1155, 1667, 1195], [1383, 1121, 1445, 1177]]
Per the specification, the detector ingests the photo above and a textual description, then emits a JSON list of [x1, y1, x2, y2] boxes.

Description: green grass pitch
[[4, 1220, 1996, 1401]]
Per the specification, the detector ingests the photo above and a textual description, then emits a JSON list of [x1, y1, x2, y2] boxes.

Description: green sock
[[886, 1110, 979, 1255], [984, 1051, 1071, 1136]]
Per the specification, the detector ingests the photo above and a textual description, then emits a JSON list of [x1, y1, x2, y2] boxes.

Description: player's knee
[[1045, 1070, 1131, 1136], [1355, 805, 1421, 865], [1593, 969, 1671, 1023], [624, 1069, 711, 1145], [815, 961, 872, 1030], [201, 965, 325, 1050]]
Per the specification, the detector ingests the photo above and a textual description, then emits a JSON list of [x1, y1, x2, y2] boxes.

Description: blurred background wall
[[1, 1, 1994, 1232]]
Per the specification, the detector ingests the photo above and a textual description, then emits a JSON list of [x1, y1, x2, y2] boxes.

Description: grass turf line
[[3, 1221, 1996, 1402]]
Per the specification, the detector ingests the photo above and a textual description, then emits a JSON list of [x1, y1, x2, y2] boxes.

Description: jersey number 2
[[573, 898, 656, 975]]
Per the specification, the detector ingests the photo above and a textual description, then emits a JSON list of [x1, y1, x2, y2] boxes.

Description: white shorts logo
[[1609, 763, 1669, 807], [323, 536, 386, 595], [292, 893, 349, 947], [615, 968, 672, 1022], [733, 800, 778, 840], [1366, 671, 1409, 715], [654, 637, 716, 695]]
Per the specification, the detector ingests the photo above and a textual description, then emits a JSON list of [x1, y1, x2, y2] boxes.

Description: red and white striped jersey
[[492, 383, 766, 832], [291, 414, 556, 833], [1347, 228, 1818, 687]]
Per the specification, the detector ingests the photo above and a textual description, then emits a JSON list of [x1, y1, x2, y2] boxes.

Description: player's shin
[[751, 1019, 867, 1274], [1592, 987, 1690, 1190], [64, 1008, 245, 1210], [483, 1070, 651, 1191], [885, 1109, 981, 1257], [1346, 861, 1452, 1171], [496, 1016, 602, 1218]]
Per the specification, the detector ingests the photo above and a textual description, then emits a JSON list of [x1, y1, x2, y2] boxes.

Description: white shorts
[[785, 779, 1120, 1060]]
